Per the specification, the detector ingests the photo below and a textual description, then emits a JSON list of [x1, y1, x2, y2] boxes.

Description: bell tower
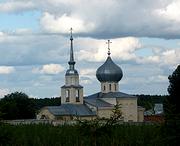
[[61, 28, 83, 104]]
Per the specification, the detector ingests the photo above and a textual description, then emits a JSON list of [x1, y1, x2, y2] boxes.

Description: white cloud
[[40, 12, 95, 33], [80, 68, 96, 79], [0, 32, 4, 36], [36, 0, 180, 38], [32, 64, 64, 75], [0, 1, 35, 13], [138, 55, 160, 64], [162, 49, 180, 66], [0, 88, 10, 98], [15, 28, 33, 34], [81, 79, 92, 85], [0, 31, 7, 43], [0, 0, 180, 38], [155, 0, 180, 22], [0, 66, 15, 74], [77, 37, 141, 62]]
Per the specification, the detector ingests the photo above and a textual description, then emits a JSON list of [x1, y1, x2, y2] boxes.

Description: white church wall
[[61, 87, 83, 104], [97, 109, 113, 119], [101, 82, 119, 93], [117, 98, 138, 122], [65, 75, 79, 86], [138, 106, 145, 122]]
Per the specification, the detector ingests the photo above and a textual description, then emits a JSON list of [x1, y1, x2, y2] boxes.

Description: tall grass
[[0, 122, 167, 146]]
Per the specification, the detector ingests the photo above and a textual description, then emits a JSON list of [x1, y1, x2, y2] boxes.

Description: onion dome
[[96, 56, 123, 82], [96, 40, 123, 82]]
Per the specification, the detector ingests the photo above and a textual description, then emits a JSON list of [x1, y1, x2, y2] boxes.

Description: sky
[[0, 0, 180, 98]]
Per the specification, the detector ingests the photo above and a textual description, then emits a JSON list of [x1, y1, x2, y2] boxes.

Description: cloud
[[77, 37, 141, 62], [15, 28, 33, 35], [0, 32, 68, 66], [1, 0, 180, 38], [32, 64, 65, 74], [0, 1, 35, 13], [161, 49, 180, 66], [0, 88, 10, 98], [155, 0, 180, 23], [138, 48, 180, 68], [0, 31, 178, 97], [40, 12, 95, 33], [0, 66, 15, 74], [36, 0, 180, 39]]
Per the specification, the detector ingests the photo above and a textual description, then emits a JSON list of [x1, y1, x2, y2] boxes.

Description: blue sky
[[0, 11, 40, 31], [0, 0, 180, 98]]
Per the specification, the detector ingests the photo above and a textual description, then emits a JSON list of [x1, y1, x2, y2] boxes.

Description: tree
[[164, 65, 180, 145], [0, 92, 36, 120], [164, 65, 180, 121], [77, 104, 122, 146]]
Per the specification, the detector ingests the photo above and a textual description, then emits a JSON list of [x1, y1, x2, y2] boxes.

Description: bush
[[0, 123, 167, 146]]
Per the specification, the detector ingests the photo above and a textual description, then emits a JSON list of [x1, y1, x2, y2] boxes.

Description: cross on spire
[[70, 27, 73, 40], [106, 40, 112, 56]]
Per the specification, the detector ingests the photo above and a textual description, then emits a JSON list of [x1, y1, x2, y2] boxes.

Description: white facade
[[101, 82, 119, 93]]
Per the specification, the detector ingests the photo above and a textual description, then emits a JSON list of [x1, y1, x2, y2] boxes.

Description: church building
[[37, 30, 144, 122]]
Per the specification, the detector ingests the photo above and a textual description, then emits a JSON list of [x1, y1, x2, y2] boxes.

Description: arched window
[[66, 90, 70, 102], [109, 84, 111, 91], [103, 85, 106, 91], [114, 84, 116, 91], [76, 90, 80, 102]]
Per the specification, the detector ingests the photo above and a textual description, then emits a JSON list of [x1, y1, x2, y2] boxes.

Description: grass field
[[0, 122, 171, 146]]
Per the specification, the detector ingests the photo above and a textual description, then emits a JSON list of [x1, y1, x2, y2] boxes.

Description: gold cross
[[106, 40, 112, 56]]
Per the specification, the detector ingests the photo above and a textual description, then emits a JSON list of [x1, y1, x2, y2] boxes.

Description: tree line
[[0, 93, 61, 120]]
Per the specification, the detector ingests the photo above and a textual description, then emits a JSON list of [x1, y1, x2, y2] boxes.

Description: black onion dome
[[96, 56, 123, 82]]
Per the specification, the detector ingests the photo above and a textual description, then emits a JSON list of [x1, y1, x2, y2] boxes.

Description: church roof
[[45, 104, 96, 117], [84, 98, 113, 108], [85, 92, 137, 99]]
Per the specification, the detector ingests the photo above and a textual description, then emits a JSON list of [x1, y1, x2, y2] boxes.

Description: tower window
[[76, 90, 80, 102], [103, 85, 106, 91], [66, 90, 70, 102], [114, 84, 116, 91], [109, 84, 111, 91]]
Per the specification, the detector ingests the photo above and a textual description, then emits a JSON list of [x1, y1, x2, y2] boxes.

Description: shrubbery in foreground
[[0, 122, 169, 146]]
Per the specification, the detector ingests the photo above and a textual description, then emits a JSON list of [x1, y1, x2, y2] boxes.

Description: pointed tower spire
[[106, 40, 112, 56], [68, 28, 75, 70]]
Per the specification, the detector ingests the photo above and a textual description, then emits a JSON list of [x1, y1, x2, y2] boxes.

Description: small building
[[37, 31, 145, 122], [144, 103, 164, 123]]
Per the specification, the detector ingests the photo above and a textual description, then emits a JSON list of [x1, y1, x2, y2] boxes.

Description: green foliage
[[76, 104, 122, 146], [0, 105, 169, 146], [0, 92, 61, 120], [164, 65, 180, 145], [137, 94, 166, 110], [0, 92, 36, 120], [33, 97, 61, 111], [165, 65, 180, 119], [0, 123, 167, 146]]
